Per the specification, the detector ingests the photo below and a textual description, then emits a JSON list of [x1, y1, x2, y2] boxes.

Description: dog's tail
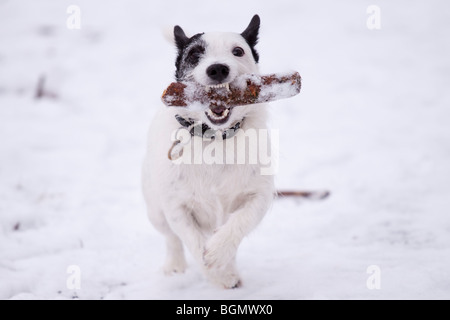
[[161, 26, 175, 44], [161, 26, 192, 44], [275, 190, 330, 200]]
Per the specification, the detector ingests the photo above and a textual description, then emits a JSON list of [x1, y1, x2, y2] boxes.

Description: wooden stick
[[162, 72, 301, 108]]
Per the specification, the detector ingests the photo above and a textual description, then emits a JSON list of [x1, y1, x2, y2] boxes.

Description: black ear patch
[[174, 25, 205, 81], [241, 14, 260, 63]]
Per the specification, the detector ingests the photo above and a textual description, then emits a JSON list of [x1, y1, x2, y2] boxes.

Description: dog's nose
[[206, 64, 230, 82]]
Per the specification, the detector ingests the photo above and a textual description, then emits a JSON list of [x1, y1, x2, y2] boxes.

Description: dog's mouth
[[205, 105, 231, 125], [203, 81, 233, 125]]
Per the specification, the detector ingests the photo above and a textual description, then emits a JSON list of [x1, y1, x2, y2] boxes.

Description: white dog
[[142, 15, 275, 289]]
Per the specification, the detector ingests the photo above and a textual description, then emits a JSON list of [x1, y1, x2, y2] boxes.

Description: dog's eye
[[232, 47, 245, 57], [186, 46, 205, 65]]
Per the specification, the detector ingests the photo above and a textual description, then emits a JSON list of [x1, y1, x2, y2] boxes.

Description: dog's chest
[[173, 162, 256, 230]]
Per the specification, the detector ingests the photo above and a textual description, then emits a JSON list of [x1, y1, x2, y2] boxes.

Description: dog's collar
[[175, 114, 242, 140]]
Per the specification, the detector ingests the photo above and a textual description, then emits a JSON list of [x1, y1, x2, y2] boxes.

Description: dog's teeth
[[205, 83, 230, 91], [206, 108, 230, 121]]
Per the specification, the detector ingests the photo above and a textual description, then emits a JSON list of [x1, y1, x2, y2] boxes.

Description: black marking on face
[[185, 44, 205, 66], [174, 26, 206, 81]]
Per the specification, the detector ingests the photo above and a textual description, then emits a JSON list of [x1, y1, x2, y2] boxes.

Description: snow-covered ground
[[1, 0, 450, 300]]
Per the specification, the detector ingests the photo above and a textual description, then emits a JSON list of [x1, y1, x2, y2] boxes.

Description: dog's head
[[173, 15, 261, 130]]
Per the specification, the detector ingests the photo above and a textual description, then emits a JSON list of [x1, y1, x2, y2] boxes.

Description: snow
[[1, 0, 450, 300]]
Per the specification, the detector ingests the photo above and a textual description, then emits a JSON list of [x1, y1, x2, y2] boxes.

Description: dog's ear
[[241, 14, 260, 48], [241, 15, 260, 63], [174, 25, 189, 50]]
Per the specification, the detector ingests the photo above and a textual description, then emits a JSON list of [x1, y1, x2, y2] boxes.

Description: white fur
[[192, 33, 258, 86], [142, 31, 275, 288]]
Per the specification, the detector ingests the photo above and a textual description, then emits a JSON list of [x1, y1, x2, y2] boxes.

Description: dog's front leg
[[203, 191, 272, 270], [164, 205, 206, 265]]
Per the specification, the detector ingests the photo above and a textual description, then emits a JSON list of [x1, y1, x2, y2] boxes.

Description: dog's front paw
[[203, 232, 237, 269], [205, 264, 242, 289]]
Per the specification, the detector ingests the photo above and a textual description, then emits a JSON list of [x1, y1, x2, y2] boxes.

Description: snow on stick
[[161, 72, 302, 108]]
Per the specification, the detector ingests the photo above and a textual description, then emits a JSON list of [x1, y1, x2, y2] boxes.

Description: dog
[[142, 15, 275, 289]]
